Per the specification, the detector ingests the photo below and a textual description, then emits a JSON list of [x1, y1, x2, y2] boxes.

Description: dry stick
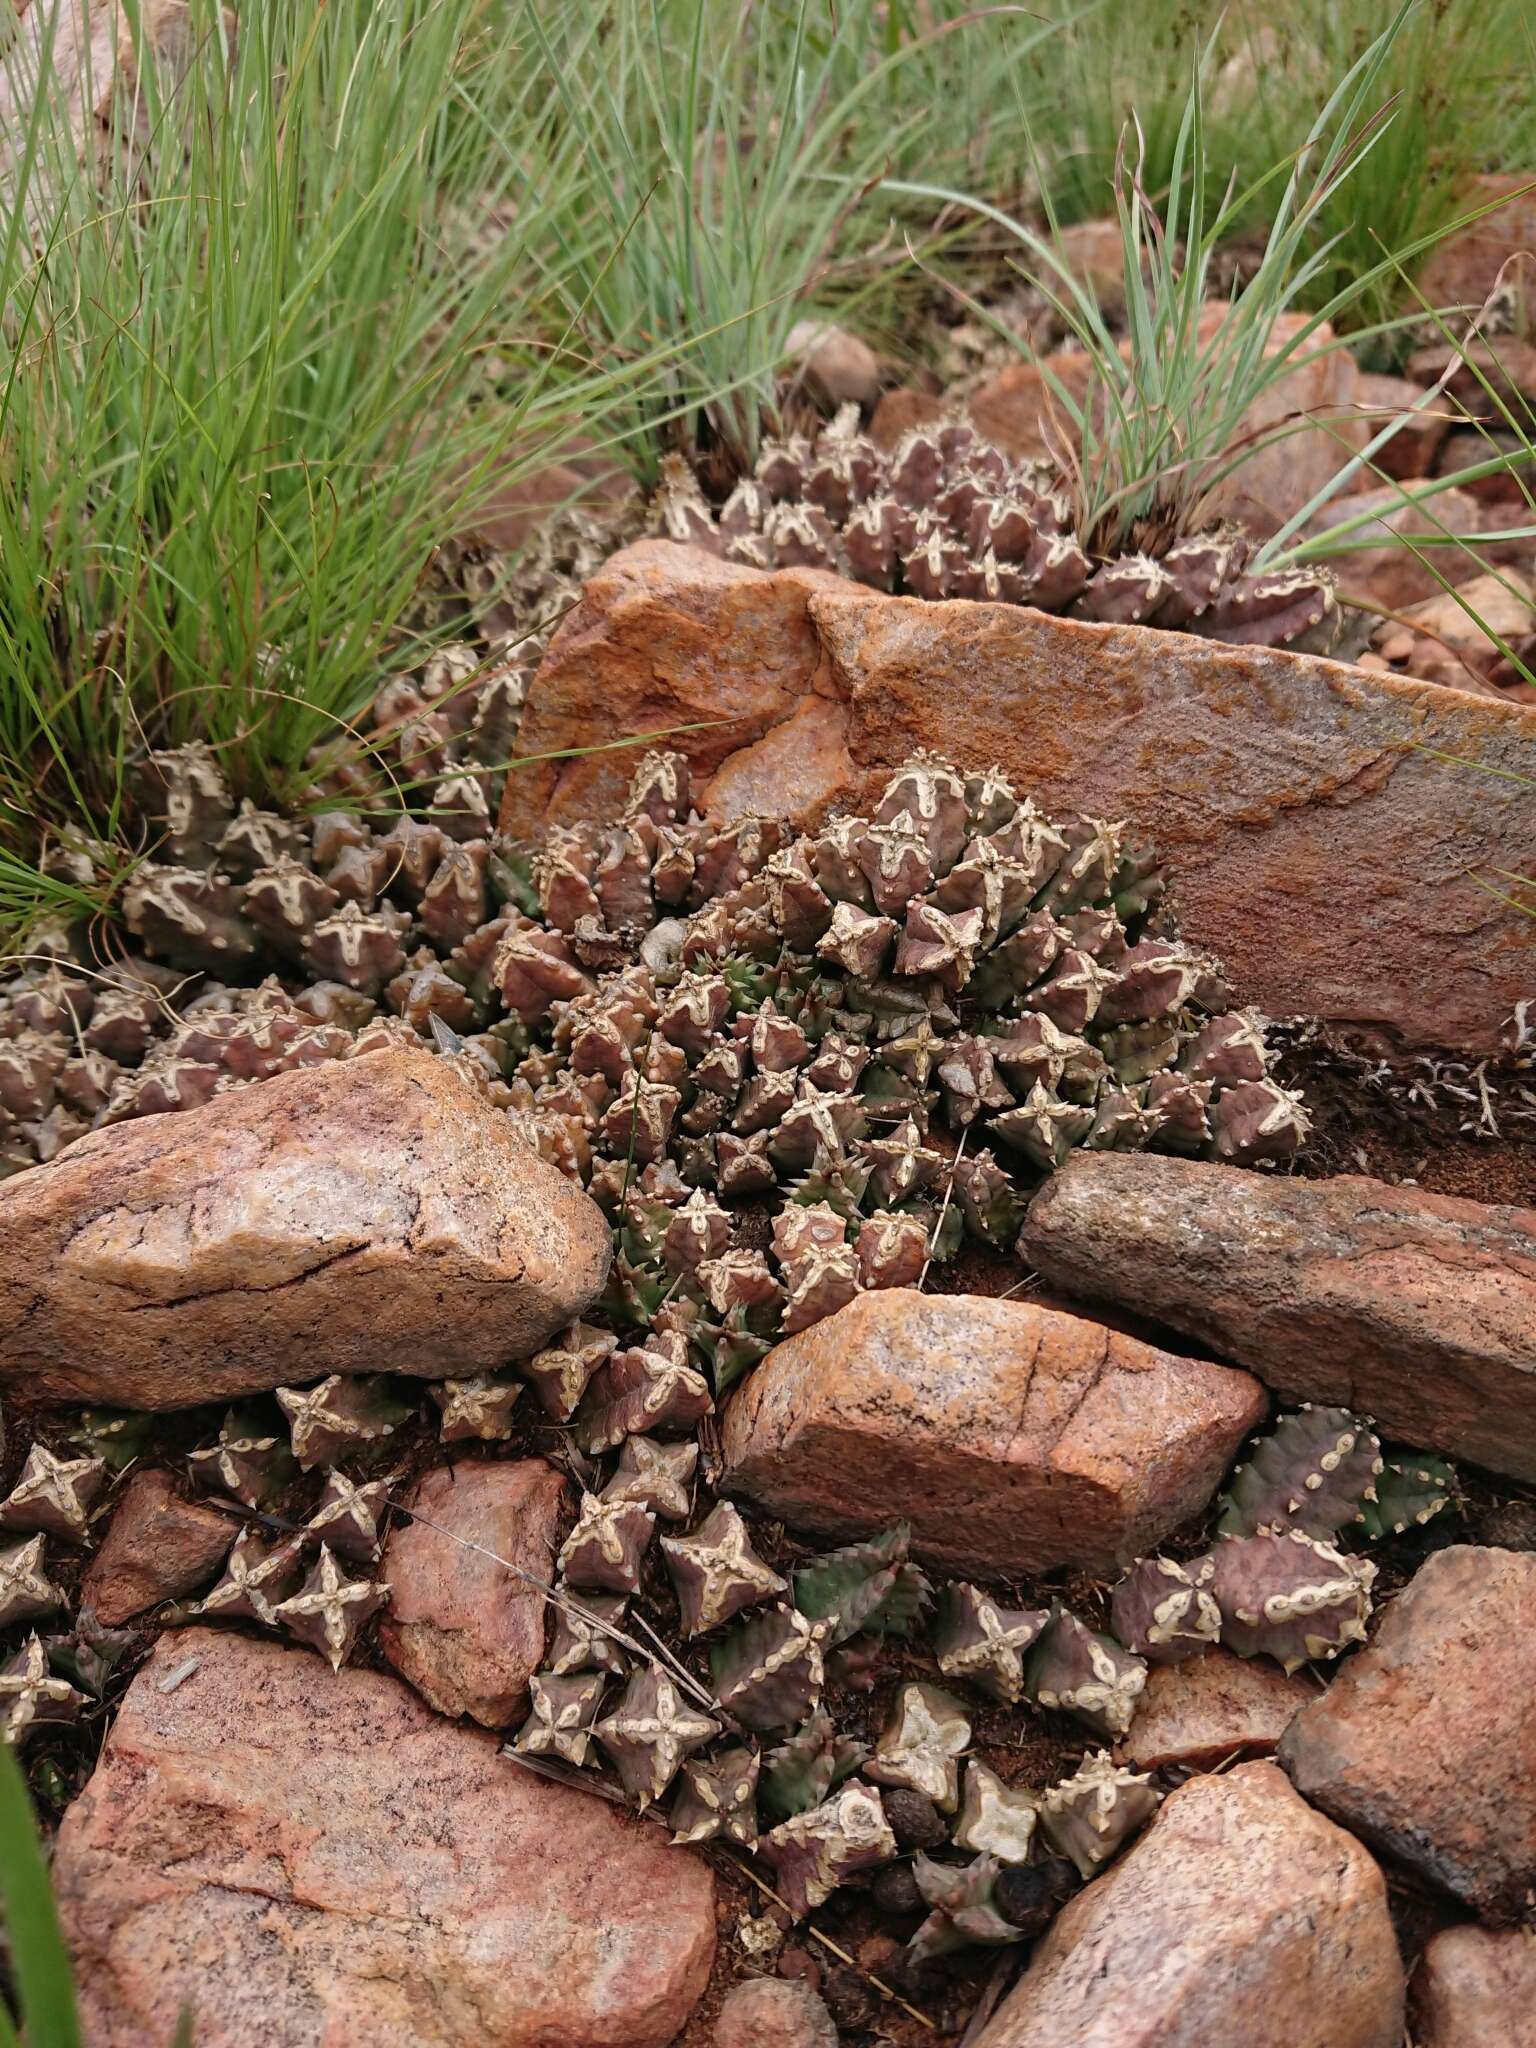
[[917, 1124, 967, 1290], [726, 1852, 936, 2031]]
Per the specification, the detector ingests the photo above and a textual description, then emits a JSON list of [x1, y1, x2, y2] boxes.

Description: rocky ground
[[2, 214, 1535, 2048]]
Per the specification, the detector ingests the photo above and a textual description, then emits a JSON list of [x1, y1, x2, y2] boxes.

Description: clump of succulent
[[649, 409, 1339, 653], [1026, 1609, 1146, 1738], [1355, 1450, 1457, 1538], [1038, 1751, 1162, 1879], [1108, 1555, 1220, 1665], [760, 1780, 897, 1915], [1203, 1530, 1375, 1675]]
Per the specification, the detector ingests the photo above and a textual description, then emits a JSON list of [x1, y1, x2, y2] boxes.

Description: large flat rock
[[501, 541, 1536, 1054], [1023, 1154, 1536, 1481], [54, 1630, 715, 2048], [0, 1049, 611, 1409], [973, 1763, 1404, 2048], [719, 1289, 1265, 1578], [1279, 1546, 1536, 1925]]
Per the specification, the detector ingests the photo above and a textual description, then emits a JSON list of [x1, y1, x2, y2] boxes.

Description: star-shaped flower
[[306, 1472, 393, 1562], [187, 1410, 296, 1509], [0, 1537, 64, 1631], [193, 1529, 305, 1628], [0, 1636, 85, 1747], [593, 1667, 721, 1807], [953, 1761, 1040, 1863], [661, 1502, 785, 1637], [429, 1374, 523, 1443], [276, 1376, 407, 1469], [933, 1582, 1050, 1704], [866, 1683, 972, 1812], [0, 1444, 106, 1545], [546, 1588, 628, 1677], [275, 1545, 388, 1670], [558, 1492, 656, 1596], [601, 1437, 698, 1524], [523, 1322, 618, 1422], [513, 1671, 606, 1765]]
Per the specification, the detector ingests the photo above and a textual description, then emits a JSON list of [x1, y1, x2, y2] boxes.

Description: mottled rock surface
[[0, 1050, 611, 1408], [54, 1630, 715, 2048], [1116, 1649, 1312, 1773], [713, 1976, 839, 2048], [78, 1471, 233, 1626], [973, 1763, 1404, 2048], [1413, 1924, 1536, 2048], [720, 1289, 1264, 1578], [1280, 1546, 1536, 1924], [378, 1458, 568, 1726], [1023, 1156, 1536, 1480], [505, 540, 1536, 1053]]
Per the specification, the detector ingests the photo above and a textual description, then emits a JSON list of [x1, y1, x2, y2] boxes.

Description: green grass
[[0, 1741, 80, 2048]]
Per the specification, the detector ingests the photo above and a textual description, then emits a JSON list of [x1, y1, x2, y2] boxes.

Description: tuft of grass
[[0, 1741, 80, 2048]]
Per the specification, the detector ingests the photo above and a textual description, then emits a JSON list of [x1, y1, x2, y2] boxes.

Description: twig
[[725, 1852, 936, 2031], [918, 1125, 966, 1289]]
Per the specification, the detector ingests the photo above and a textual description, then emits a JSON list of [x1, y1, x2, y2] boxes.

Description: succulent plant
[[575, 1334, 714, 1454], [1109, 1555, 1222, 1665], [0, 1635, 87, 1747], [759, 1709, 868, 1824], [1204, 1529, 1375, 1673], [187, 1409, 298, 1509], [931, 1581, 1049, 1702], [759, 1781, 897, 1916], [306, 1472, 393, 1562], [1215, 1406, 1384, 1541], [524, 1322, 619, 1422], [546, 1589, 629, 1677], [952, 1761, 1040, 1863], [0, 1444, 107, 1545], [429, 1373, 524, 1443], [711, 1604, 831, 1732], [661, 1501, 786, 1636], [274, 1545, 388, 1671], [0, 1537, 65, 1632], [1038, 1751, 1162, 1879], [650, 410, 1339, 655], [68, 1409, 155, 1474], [192, 1529, 306, 1628], [864, 1683, 972, 1813], [558, 1492, 656, 1596], [276, 1375, 411, 1469], [1355, 1450, 1458, 1539], [671, 1743, 762, 1846], [908, 1853, 1024, 1962], [792, 1524, 932, 1646], [1027, 1609, 1147, 1738], [601, 1436, 699, 1523], [515, 1671, 607, 1765], [593, 1667, 721, 1807]]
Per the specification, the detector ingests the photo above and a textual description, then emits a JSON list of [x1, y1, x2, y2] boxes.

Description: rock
[[713, 1976, 839, 2048], [1383, 570, 1536, 693], [78, 1471, 234, 1626], [378, 1459, 568, 1727], [1317, 481, 1491, 612], [1436, 427, 1532, 505], [507, 540, 1536, 1055], [0, 1049, 612, 1409], [1408, 337, 1536, 418], [1279, 1546, 1536, 1925], [968, 309, 1360, 536], [869, 386, 946, 450], [1352, 372, 1451, 481], [785, 319, 883, 409], [972, 1763, 1404, 2048], [719, 1289, 1264, 1579], [1115, 1649, 1312, 1773], [1022, 1156, 1536, 1482], [54, 1629, 715, 2048], [1412, 1924, 1536, 2048], [1418, 174, 1536, 327]]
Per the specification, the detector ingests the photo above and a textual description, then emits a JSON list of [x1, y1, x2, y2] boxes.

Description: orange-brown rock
[[1115, 1649, 1311, 1773], [784, 319, 884, 409], [1023, 1155, 1536, 1482], [1279, 1547, 1536, 1926], [378, 1458, 569, 1727], [79, 1471, 234, 1626], [54, 1629, 716, 2048], [0, 1050, 611, 1410], [719, 1290, 1264, 1579], [1412, 1924, 1536, 2048], [713, 1976, 839, 2048], [1418, 174, 1536, 326], [503, 540, 1536, 1054], [1352, 372, 1451, 482], [967, 309, 1360, 536], [1318, 481, 1492, 612], [973, 1764, 1404, 2048]]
